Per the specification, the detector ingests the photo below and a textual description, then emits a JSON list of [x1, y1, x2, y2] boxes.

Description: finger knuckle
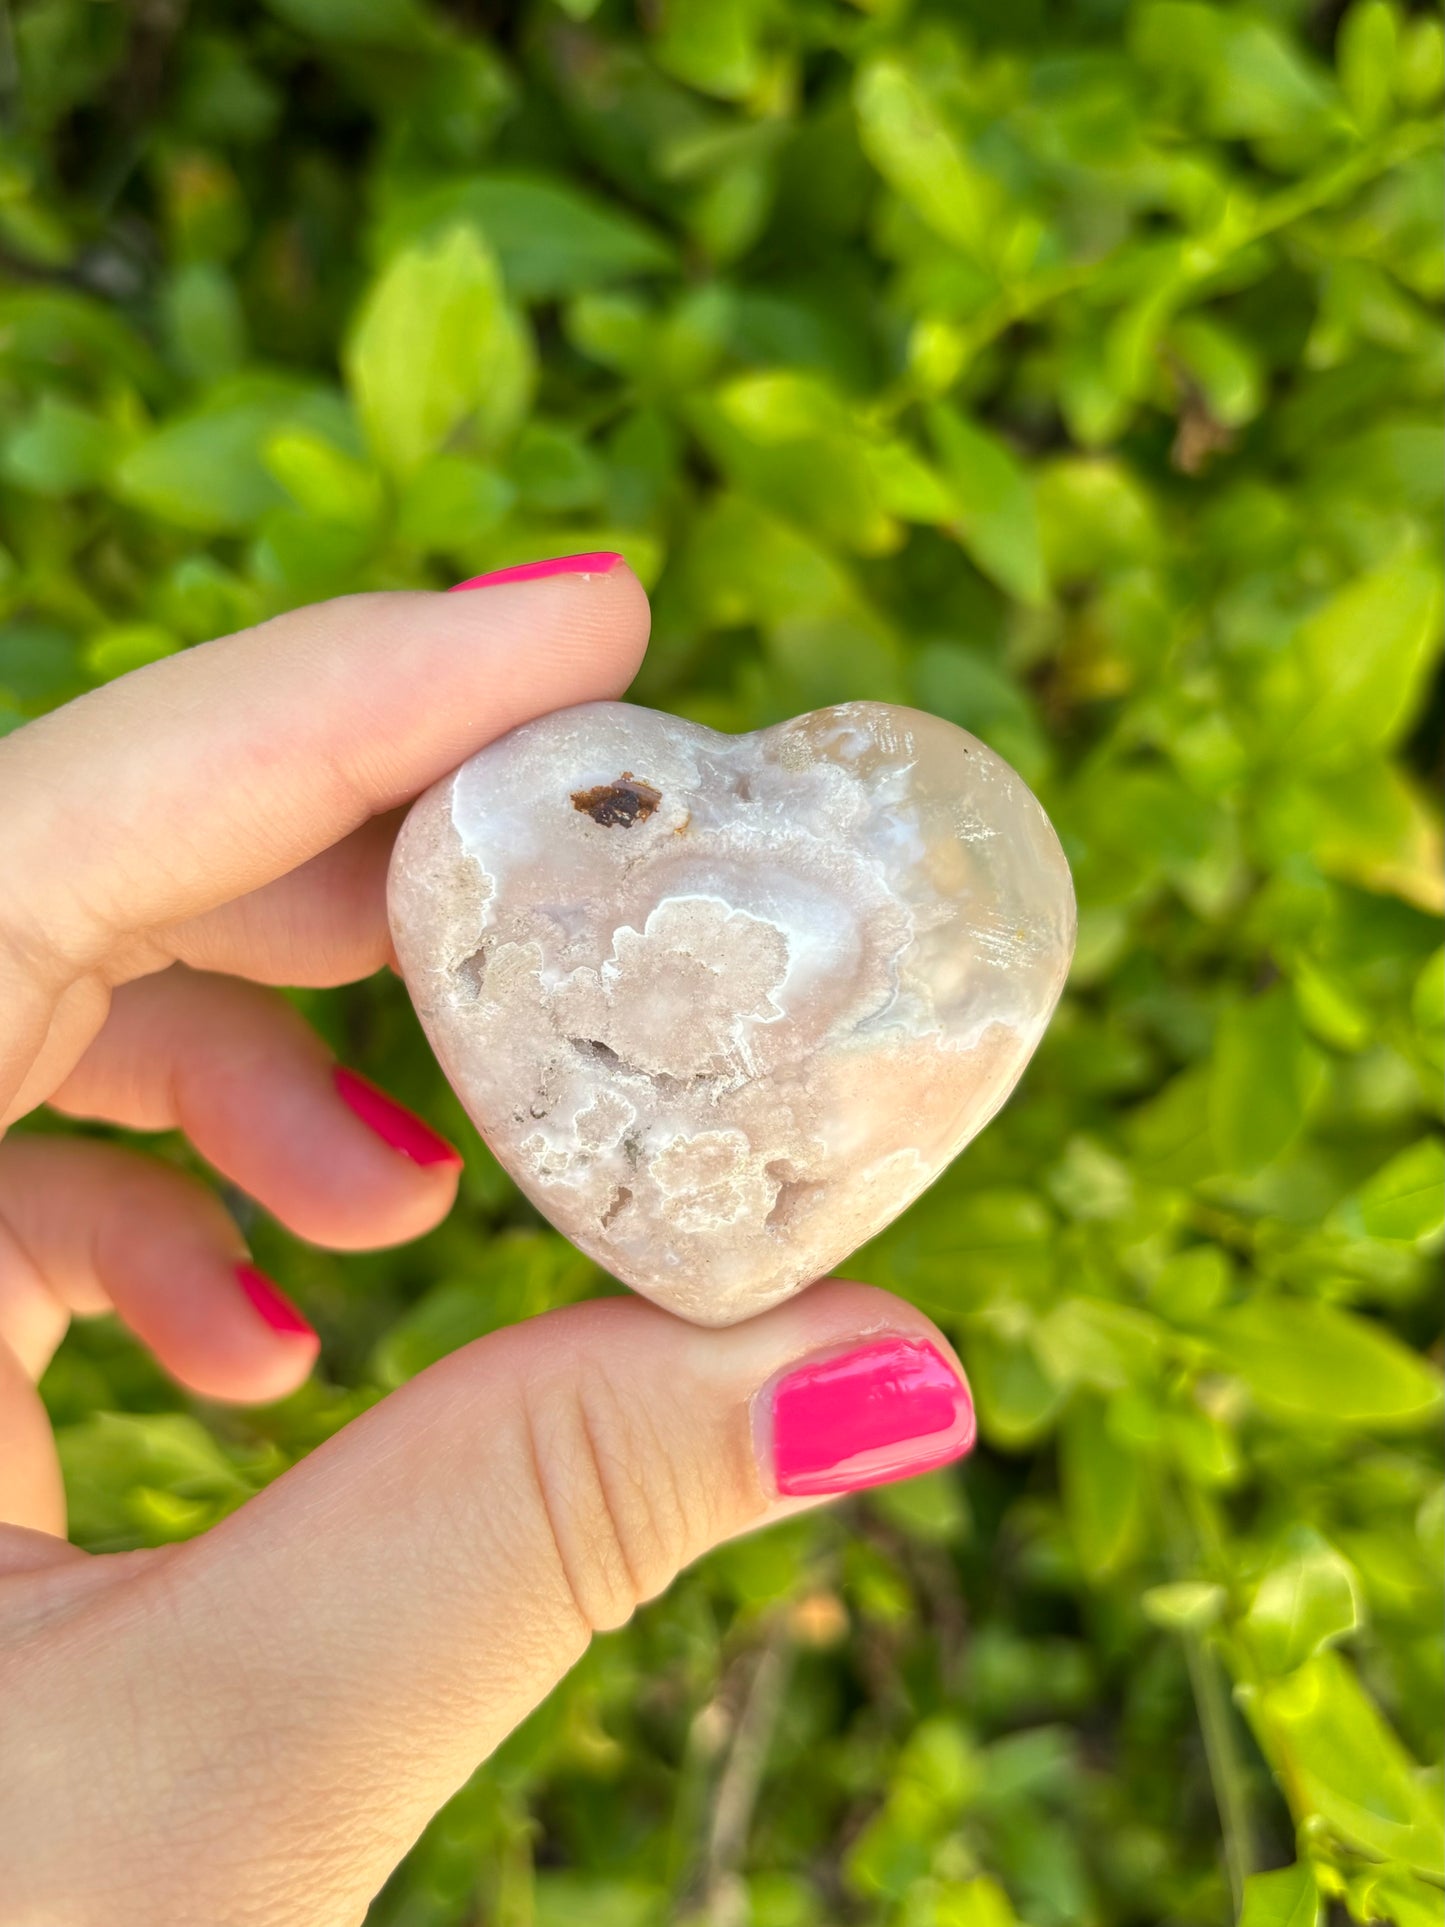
[[524, 1367, 697, 1636]]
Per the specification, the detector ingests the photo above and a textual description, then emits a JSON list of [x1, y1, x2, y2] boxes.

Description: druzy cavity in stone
[[389, 701, 1075, 1326]]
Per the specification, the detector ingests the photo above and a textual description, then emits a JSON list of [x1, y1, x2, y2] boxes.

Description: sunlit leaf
[[1060, 1397, 1145, 1579], [346, 226, 534, 478], [1245, 1529, 1362, 1676], [1238, 1864, 1319, 1927], [927, 403, 1047, 604], [1206, 1298, 1444, 1426]]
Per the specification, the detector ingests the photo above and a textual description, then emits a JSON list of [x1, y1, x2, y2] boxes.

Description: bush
[[6, 1, 1442, 1921]]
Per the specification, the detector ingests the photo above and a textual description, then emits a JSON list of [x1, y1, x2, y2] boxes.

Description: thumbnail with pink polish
[[769, 1337, 975, 1497], [449, 552, 622, 591], [235, 1265, 315, 1339]]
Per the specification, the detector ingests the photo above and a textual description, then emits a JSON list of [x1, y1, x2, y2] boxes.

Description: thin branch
[[1161, 1478, 1261, 1915], [1182, 1624, 1258, 1916], [674, 1617, 794, 1927]]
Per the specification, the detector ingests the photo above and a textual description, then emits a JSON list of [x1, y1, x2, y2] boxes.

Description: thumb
[[10, 1282, 973, 1925]]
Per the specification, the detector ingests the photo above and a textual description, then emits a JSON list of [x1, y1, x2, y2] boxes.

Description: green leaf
[[394, 455, 515, 555], [869, 1467, 971, 1547], [1146, 1246, 1232, 1322], [1349, 1868, 1445, 1927], [1034, 1296, 1166, 1393], [1284, 558, 1443, 766], [1141, 1580, 1227, 1632], [162, 260, 246, 384], [83, 623, 183, 679], [1262, 759, 1445, 915], [1414, 946, 1445, 1035], [58, 1412, 255, 1547], [926, 403, 1047, 605], [918, 1877, 1022, 1927], [346, 226, 534, 479], [1245, 1529, 1362, 1676], [1208, 987, 1325, 1174], [854, 56, 995, 257], [111, 383, 336, 532], [1330, 1138, 1445, 1245], [1132, 3, 1339, 142], [1337, 0, 1398, 133], [1238, 1864, 1320, 1927], [1398, 15, 1445, 107], [654, 0, 767, 102], [0, 288, 164, 396], [1253, 1654, 1445, 1873], [869, 438, 956, 526], [370, 1234, 595, 1386], [1205, 1297, 1444, 1426], [508, 420, 605, 514], [262, 0, 429, 46], [2, 393, 126, 495], [1170, 314, 1264, 427], [965, 1323, 1065, 1449], [0, 621, 78, 704], [1060, 1397, 1145, 1579], [1291, 956, 1372, 1052], [374, 174, 674, 302], [263, 427, 382, 527], [692, 372, 897, 555], [1046, 1136, 1136, 1223], [533, 1876, 657, 1927], [1035, 456, 1160, 584]]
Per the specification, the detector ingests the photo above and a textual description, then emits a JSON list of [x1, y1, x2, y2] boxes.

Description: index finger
[[0, 556, 647, 980]]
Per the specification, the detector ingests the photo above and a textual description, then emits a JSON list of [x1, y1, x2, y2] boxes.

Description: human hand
[[0, 557, 976, 1924]]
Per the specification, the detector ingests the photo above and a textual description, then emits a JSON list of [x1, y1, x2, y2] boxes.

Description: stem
[[671, 1619, 794, 1927], [1161, 1479, 1258, 1916], [701, 1631, 792, 1926], [1182, 1625, 1258, 1917]]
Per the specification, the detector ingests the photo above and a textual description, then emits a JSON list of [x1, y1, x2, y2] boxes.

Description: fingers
[[49, 966, 461, 1251], [8, 1282, 973, 1923], [162, 811, 406, 989], [0, 1135, 319, 1417], [0, 1338, 64, 1536], [0, 560, 648, 987]]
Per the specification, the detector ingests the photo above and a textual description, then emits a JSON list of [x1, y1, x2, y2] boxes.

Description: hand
[[0, 560, 975, 1924]]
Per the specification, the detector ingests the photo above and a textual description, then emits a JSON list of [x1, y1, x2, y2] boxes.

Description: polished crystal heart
[[389, 702, 1075, 1325]]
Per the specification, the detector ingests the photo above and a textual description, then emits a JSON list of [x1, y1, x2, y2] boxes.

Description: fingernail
[[765, 1337, 975, 1498], [449, 551, 623, 591], [235, 1264, 316, 1339], [333, 1066, 463, 1170]]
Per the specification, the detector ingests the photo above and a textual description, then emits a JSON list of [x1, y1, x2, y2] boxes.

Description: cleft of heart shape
[[389, 701, 1076, 1326]]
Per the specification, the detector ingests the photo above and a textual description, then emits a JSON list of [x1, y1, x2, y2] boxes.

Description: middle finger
[[48, 966, 462, 1252]]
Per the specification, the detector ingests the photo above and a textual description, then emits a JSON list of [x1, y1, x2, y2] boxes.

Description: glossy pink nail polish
[[768, 1337, 975, 1497], [449, 551, 622, 591], [333, 1066, 463, 1170], [235, 1264, 316, 1339]]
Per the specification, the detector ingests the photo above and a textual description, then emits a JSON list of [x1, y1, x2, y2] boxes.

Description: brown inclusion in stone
[[571, 773, 662, 828]]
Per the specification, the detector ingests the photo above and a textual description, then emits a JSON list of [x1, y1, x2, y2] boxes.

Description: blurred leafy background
[[4, 0, 1443, 1921]]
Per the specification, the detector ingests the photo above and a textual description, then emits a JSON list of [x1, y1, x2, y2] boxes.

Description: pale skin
[[0, 565, 969, 1923]]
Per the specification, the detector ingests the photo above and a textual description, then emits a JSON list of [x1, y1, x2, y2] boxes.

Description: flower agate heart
[[389, 701, 1075, 1325]]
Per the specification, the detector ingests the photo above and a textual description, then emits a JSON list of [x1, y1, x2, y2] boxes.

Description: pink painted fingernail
[[449, 551, 623, 591], [235, 1264, 316, 1339], [333, 1066, 463, 1170], [766, 1337, 975, 1498]]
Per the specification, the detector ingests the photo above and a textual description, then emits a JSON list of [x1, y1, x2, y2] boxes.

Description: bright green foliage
[[6, 0, 1442, 1920]]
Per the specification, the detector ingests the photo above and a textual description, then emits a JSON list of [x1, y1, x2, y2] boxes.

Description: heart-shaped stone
[[389, 701, 1075, 1325]]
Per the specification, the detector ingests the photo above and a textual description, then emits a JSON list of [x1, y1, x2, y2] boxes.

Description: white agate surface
[[388, 701, 1076, 1325]]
